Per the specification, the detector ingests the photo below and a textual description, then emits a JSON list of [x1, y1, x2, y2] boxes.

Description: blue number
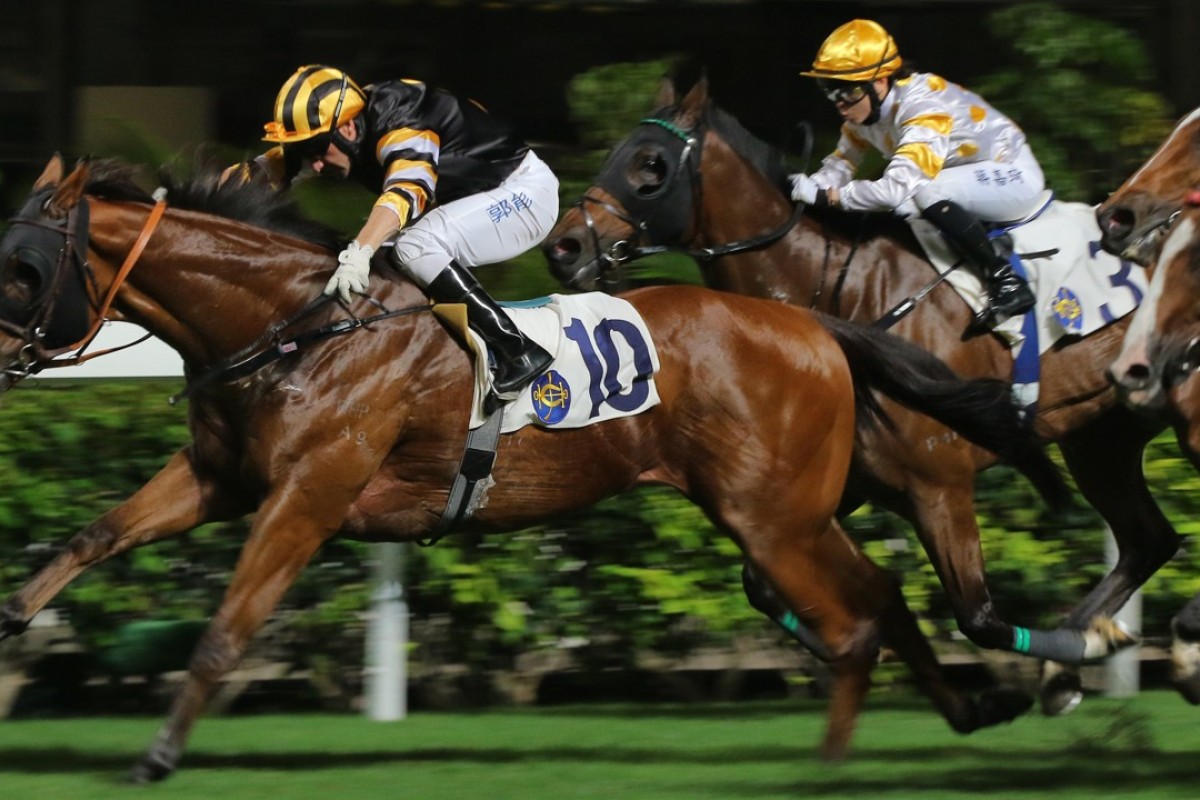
[[1089, 240, 1143, 323], [563, 317, 655, 418]]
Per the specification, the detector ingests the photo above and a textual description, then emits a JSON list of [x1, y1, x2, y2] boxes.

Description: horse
[[1095, 111, 1200, 704], [0, 154, 1061, 779], [541, 77, 1163, 715]]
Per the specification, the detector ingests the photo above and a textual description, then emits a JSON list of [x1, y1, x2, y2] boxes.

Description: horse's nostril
[[548, 238, 581, 265], [1103, 207, 1135, 236], [1120, 362, 1153, 389]]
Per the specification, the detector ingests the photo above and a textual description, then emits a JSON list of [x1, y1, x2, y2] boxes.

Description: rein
[[169, 293, 434, 405]]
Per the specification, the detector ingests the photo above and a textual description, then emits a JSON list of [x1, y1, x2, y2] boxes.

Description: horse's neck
[[90, 201, 338, 364], [698, 210, 835, 309]]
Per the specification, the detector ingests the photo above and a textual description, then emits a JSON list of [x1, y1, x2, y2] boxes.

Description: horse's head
[[543, 78, 712, 290], [1108, 202, 1200, 415], [1097, 109, 1200, 266], [0, 154, 97, 392]]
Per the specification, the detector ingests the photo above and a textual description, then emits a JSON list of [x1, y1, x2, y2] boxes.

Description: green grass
[[0, 692, 1195, 798]]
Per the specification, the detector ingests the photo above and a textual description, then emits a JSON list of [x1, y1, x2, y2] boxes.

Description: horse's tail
[[818, 313, 1072, 512]]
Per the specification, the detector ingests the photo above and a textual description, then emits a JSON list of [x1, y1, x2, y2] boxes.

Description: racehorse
[[1096, 111, 1200, 704], [542, 77, 1162, 714], [0, 155, 1059, 779]]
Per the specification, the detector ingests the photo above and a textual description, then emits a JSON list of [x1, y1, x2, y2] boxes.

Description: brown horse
[[0, 155, 1058, 779], [1096, 114, 1200, 703], [542, 78, 1157, 714]]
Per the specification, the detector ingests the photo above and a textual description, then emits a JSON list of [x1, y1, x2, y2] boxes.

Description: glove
[[788, 173, 821, 205], [324, 241, 374, 303]]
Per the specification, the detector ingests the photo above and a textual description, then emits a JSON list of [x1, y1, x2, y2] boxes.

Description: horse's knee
[[66, 521, 119, 564], [189, 626, 242, 681], [955, 603, 1011, 651]]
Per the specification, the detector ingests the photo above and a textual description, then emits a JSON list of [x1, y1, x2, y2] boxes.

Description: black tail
[[818, 314, 1071, 512]]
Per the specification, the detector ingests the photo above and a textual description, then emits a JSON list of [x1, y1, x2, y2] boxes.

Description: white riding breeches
[[899, 143, 1046, 223], [391, 150, 560, 287]]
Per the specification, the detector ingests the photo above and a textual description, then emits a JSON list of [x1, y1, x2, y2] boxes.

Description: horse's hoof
[[1039, 665, 1083, 717], [0, 600, 30, 641], [1082, 616, 1139, 660], [129, 748, 176, 784], [974, 687, 1033, 730]]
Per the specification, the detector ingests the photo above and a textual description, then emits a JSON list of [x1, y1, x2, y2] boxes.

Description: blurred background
[[2, 0, 1199, 720]]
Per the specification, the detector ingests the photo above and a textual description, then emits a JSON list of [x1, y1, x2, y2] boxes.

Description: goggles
[[285, 132, 333, 162], [816, 79, 869, 107]]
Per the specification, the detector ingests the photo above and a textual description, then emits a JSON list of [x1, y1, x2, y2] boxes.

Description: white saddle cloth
[[438, 292, 662, 434], [908, 195, 1148, 356]]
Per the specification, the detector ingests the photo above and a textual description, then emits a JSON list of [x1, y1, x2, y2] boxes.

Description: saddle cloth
[[908, 195, 1148, 354], [436, 292, 662, 434]]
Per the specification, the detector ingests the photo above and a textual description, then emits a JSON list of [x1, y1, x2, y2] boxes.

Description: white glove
[[324, 241, 374, 303], [788, 173, 821, 205]]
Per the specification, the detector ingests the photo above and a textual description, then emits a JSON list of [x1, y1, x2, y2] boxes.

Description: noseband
[[573, 114, 803, 280]]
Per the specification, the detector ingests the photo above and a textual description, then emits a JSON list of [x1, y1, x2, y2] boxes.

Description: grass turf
[[0, 692, 1195, 799]]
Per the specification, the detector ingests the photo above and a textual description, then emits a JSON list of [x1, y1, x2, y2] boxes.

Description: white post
[[365, 542, 408, 720], [1104, 530, 1142, 697]]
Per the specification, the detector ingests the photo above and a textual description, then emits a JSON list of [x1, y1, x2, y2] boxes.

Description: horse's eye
[[1, 251, 42, 307], [629, 151, 670, 198]]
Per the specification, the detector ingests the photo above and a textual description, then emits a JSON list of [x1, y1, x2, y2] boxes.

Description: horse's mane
[[84, 158, 343, 251], [702, 103, 919, 247]]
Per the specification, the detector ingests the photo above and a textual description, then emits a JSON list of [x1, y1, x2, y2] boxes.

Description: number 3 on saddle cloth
[[433, 293, 662, 433], [907, 191, 1148, 420]]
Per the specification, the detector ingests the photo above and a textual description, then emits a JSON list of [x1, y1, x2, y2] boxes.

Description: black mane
[[84, 158, 343, 251], [702, 104, 918, 246]]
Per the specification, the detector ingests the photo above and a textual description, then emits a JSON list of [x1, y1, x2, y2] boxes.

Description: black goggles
[[285, 132, 333, 161], [816, 79, 869, 106]]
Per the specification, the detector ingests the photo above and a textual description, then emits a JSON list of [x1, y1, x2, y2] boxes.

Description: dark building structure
[[2, 1, 1197, 175]]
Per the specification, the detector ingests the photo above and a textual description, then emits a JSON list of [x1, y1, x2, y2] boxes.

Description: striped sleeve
[[373, 128, 441, 226]]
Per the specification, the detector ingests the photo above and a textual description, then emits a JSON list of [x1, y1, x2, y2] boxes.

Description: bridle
[[570, 111, 804, 281], [0, 188, 165, 385]]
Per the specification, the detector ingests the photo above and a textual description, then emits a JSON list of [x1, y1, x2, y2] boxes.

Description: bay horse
[[0, 155, 1058, 779], [1095, 111, 1200, 704], [542, 77, 1159, 714]]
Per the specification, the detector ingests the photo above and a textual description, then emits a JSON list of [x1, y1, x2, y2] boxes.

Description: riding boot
[[922, 199, 1036, 329], [425, 261, 553, 401]]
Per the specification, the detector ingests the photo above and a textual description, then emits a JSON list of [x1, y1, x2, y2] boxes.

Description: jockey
[[789, 19, 1042, 328], [228, 65, 558, 401]]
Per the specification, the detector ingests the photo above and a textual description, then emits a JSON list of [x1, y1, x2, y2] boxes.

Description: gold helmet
[[262, 65, 366, 145], [800, 19, 902, 82]]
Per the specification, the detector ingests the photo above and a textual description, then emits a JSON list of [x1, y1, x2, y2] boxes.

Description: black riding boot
[[425, 261, 553, 400], [922, 199, 1035, 328]]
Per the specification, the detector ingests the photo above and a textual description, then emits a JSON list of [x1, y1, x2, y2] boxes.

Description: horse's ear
[[48, 158, 91, 215], [33, 153, 65, 191], [677, 74, 710, 128], [654, 77, 677, 109]]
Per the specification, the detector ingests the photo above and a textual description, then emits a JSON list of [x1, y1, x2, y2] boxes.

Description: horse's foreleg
[[1032, 414, 1179, 715], [131, 494, 332, 783], [1059, 412, 1177, 626], [1, 450, 232, 640]]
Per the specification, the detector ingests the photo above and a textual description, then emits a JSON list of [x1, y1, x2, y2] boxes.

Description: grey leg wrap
[[1014, 626, 1086, 664]]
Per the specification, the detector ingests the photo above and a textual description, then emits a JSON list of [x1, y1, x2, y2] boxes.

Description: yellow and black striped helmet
[[262, 65, 366, 144]]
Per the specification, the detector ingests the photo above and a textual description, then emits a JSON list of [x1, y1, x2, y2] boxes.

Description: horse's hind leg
[[1, 450, 235, 640], [132, 496, 331, 783]]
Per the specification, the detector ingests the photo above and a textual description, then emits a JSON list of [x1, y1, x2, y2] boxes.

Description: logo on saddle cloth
[[1051, 287, 1083, 334], [531, 370, 571, 424]]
